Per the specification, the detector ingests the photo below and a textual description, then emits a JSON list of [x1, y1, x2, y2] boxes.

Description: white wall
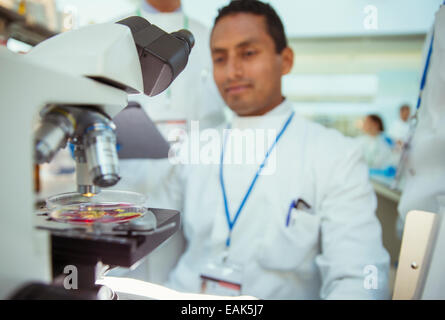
[[55, 0, 138, 25], [183, 0, 442, 37], [54, 0, 442, 36]]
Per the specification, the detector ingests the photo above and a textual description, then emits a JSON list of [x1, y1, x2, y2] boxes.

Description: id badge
[[200, 254, 242, 296]]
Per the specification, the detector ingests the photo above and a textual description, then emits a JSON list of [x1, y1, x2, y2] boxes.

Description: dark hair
[[368, 114, 384, 132], [213, 0, 287, 53]]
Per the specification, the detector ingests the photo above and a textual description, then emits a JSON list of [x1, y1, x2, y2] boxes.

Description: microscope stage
[[35, 208, 179, 277]]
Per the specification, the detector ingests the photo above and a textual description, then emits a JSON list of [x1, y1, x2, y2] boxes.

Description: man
[[151, 0, 390, 299], [389, 104, 411, 148]]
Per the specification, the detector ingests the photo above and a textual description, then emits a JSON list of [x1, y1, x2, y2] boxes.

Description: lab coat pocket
[[258, 210, 321, 271]]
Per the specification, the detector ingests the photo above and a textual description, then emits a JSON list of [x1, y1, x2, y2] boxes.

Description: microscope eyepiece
[[171, 29, 195, 54], [116, 16, 195, 96]]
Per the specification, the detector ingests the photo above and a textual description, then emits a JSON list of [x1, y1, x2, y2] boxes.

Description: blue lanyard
[[219, 111, 295, 248], [415, 0, 445, 110], [393, 28, 436, 188], [416, 30, 434, 110], [414, 1, 445, 111]]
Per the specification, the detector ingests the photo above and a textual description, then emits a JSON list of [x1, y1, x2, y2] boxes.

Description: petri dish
[[46, 190, 148, 225], [46, 190, 147, 209], [49, 203, 147, 225]]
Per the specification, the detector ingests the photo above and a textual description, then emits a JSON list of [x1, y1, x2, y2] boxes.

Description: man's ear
[[280, 46, 294, 75]]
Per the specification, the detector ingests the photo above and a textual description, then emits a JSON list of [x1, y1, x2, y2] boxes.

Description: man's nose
[[226, 56, 243, 79]]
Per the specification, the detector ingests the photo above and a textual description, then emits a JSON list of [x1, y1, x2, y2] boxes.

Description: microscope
[[0, 16, 194, 299]]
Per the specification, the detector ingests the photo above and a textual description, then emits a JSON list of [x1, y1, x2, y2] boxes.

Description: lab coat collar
[[264, 98, 293, 117], [230, 98, 294, 130]]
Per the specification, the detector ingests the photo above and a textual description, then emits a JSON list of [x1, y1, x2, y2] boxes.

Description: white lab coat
[[397, 5, 445, 238], [355, 134, 394, 170], [388, 119, 410, 143], [150, 100, 390, 299]]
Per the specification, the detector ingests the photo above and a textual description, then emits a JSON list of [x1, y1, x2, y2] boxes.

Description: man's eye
[[243, 50, 257, 57], [213, 56, 225, 64]]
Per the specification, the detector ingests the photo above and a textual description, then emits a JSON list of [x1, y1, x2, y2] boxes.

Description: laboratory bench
[[371, 176, 402, 267]]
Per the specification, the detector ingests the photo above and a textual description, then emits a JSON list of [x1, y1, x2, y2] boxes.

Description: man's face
[[210, 13, 293, 116], [363, 116, 374, 135], [400, 107, 410, 122], [363, 116, 379, 136]]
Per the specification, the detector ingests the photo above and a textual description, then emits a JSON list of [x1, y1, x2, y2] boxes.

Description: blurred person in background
[[356, 114, 395, 172], [388, 104, 411, 149]]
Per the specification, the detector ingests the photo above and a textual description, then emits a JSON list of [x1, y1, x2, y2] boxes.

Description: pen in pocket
[[285, 198, 311, 227]]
